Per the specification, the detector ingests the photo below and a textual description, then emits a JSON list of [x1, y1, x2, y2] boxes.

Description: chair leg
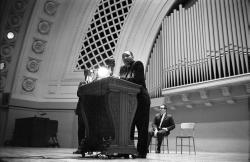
[[152, 138, 154, 153], [162, 138, 164, 153], [176, 137, 177, 154], [149, 139, 151, 153], [167, 137, 169, 154], [189, 138, 190, 155], [149, 143, 151, 152], [193, 137, 196, 155], [181, 138, 183, 154], [154, 138, 157, 153], [149, 137, 155, 153]]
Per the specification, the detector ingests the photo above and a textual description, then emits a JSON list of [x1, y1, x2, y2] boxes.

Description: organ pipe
[[145, 0, 249, 98]]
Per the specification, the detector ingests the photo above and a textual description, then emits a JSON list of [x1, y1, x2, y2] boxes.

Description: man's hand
[[112, 74, 120, 79], [154, 129, 158, 137], [78, 81, 86, 87], [162, 128, 168, 131]]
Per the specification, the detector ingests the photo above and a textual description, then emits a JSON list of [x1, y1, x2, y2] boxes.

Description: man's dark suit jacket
[[119, 60, 150, 142], [152, 113, 175, 135], [119, 60, 147, 89], [119, 60, 150, 115]]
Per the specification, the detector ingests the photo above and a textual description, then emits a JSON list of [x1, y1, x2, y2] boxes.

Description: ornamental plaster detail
[[37, 19, 53, 35], [20, 0, 59, 94], [0, 0, 29, 92], [44, 0, 60, 16], [0, 76, 7, 91], [22, 76, 37, 92], [0, 44, 13, 58], [32, 38, 47, 54], [26, 57, 41, 73]]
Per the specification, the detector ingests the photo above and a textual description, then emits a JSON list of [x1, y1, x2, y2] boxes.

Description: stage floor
[[0, 147, 248, 162]]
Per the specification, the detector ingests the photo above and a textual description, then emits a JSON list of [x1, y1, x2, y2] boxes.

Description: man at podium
[[119, 51, 151, 158], [73, 81, 86, 154]]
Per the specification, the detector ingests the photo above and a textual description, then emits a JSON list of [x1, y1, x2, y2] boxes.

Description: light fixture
[[186, 104, 193, 109], [85, 69, 97, 83], [97, 66, 110, 79], [169, 106, 176, 110], [226, 99, 235, 104], [7, 32, 15, 39], [0, 62, 5, 70], [204, 102, 212, 107]]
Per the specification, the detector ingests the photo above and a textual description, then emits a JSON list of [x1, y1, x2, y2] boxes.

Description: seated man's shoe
[[87, 152, 93, 155], [136, 154, 147, 158]]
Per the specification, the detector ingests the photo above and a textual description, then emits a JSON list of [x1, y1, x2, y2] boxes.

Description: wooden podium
[[77, 77, 141, 156]]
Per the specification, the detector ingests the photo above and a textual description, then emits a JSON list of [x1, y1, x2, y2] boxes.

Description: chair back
[[176, 123, 196, 154], [180, 123, 195, 137]]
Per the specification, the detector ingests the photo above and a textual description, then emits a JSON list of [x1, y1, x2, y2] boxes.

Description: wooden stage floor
[[0, 147, 248, 162]]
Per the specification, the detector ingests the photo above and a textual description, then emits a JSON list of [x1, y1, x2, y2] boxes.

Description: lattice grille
[[75, 0, 134, 70]]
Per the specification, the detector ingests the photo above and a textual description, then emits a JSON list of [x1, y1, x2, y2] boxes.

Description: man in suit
[[73, 81, 86, 154], [73, 69, 91, 154], [147, 104, 175, 153], [119, 51, 151, 158]]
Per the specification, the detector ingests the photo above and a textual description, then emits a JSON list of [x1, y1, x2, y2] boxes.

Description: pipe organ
[[145, 0, 249, 98]]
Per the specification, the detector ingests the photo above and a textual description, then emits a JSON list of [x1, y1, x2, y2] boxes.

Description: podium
[[77, 77, 141, 156]]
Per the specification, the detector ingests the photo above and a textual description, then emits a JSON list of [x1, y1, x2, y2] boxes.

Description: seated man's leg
[[147, 130, 154, 150], [156, 130, 168, 153]]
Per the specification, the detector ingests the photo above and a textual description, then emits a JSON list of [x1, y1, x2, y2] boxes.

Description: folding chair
[[176, 123, 196, 155]]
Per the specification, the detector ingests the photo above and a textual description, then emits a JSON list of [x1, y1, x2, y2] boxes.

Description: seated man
[[147, 104, 175, 153]]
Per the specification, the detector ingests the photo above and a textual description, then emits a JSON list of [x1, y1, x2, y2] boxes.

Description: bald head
[[122, 51, 134, 65]]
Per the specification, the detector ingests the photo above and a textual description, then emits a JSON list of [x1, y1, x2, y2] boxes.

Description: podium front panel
[[77, 77, 141, 154]]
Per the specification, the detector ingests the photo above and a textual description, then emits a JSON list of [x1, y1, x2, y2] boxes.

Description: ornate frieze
[[44, 0, 60, 16], [221, 87, 230, 97], [0, 0, 59, 93], [165, 96, 172, 103], [0, 44, 13, 58], [26, 57, 41, 73], [0, 75, 6, 90], [32, 38, 47, 54], [19, 0, 59, 94], [181, 94, 189, 102], [22, 76, 37, 92], [37, 19, 52, 35], [246, 83, 250, 93], [13, 0, 27, 12], [200, 90, 208, 99], [8, 14, 22, 27], [0, 0, 32, 92]]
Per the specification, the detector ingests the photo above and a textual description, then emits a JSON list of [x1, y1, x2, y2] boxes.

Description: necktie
[[159, 113, 165, 128]]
